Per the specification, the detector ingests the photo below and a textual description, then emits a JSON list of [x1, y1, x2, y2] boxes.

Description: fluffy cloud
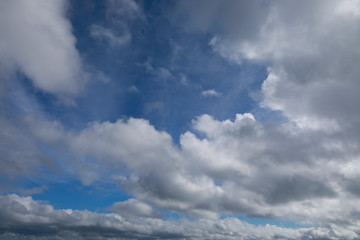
[[20, 111, 359, 236], [0, 194, 348, 240], [0, 0, 85, 95]]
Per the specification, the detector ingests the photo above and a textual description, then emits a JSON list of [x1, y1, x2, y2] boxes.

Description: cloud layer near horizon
[[0, 194, 353, 240]]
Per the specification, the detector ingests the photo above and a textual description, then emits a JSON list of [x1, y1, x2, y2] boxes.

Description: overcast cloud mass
[[1, 0, 360, 239]]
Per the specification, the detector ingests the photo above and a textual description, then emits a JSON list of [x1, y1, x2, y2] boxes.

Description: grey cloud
[[0, 194, 347, 240], [0, 116, 53, 180], [16, 185, 49, 196], [108, 199, 162, 218], [24, 112, 358, 229], [203, 0, 360, 134], [2, 106, 360, 236], [171, 0, 270, 41], [162, 1, 360, 229], [255, 175, 337, 205]]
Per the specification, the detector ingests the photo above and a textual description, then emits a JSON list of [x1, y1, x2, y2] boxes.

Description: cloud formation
[[0, 194, 350, 240], [17, 110, 357, 237], [0, 0, 85, 95], [2, 0, 360, 239], [206, 0, 360, 133]]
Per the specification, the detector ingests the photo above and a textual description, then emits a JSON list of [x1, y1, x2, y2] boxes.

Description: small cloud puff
[[201, 89, 222, 97]]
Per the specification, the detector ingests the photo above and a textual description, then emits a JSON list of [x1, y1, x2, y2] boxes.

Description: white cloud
[[0, 0, 86, 95], [201, 89, 222, 97]]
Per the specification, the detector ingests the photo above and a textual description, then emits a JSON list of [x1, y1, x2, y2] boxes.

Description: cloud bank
[[0, 194, 349, 240]]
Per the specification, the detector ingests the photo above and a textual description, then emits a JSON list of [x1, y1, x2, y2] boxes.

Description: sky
[[2, 0, 360, 239]]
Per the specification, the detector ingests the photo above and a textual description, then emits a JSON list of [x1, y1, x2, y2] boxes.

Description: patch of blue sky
[[162, 211, 183, 221], [220, 214, 311, 229], [31, 180, 130, 212], [56, 0, 269, 138]]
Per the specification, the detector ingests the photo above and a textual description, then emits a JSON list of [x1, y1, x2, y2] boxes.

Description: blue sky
[[2, 0, 360, 239]]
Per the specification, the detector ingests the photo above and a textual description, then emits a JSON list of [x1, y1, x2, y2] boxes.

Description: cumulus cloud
[[0, 194, 349, 240], [0, 0, 86, 95], [16, 111, 358, 236], [1, 108, 360, 237]]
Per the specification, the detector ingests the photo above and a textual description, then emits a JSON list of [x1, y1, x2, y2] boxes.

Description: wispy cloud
[[90, 24, 131, 47]]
